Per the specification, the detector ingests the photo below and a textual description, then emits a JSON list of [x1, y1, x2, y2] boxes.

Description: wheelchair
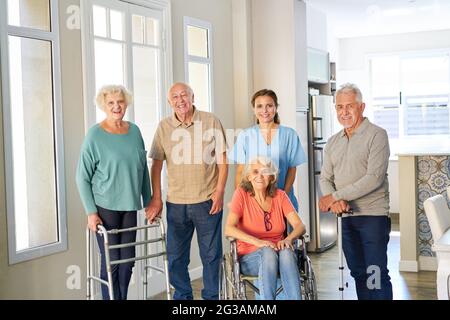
[[219, 235, 318, 300]]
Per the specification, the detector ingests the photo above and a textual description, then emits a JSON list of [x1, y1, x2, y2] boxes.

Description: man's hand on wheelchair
[[276, 239, 294, 251]]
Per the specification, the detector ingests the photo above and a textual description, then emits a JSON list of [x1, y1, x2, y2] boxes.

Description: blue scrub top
[[228, 125, 307, 210]]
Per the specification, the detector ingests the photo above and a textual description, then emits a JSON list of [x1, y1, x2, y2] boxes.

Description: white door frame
[[80, 0, 173, 300]]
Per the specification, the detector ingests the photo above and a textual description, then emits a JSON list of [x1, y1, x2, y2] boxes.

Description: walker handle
[[95, 223, 103, 233], [337, 209, 353, 218]]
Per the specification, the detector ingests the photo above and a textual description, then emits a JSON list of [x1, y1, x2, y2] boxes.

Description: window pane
[[188, 62, 210, 111], [402, 55, 450, 136], [8, 36, 58, 250], [373, 108, 399, 139], [93, 5, 107, 37], [7, 0, 50, 31], [405, 105, 449, 135], [110, 10, 124, 41], [371, 56, 399, 98], [402, 56, 449, 96], [370, 56, 401, 139], [132, 15, 144, 44], [146, 18, 159, 46], [187, 25, 208, 58], [94, 39, 125, 122], [133, 46, 160, 144]]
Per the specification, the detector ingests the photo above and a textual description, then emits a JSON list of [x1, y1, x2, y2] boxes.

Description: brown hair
[[251, 89, 280, 124]]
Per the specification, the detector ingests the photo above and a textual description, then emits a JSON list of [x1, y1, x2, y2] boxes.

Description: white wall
[[306, 3, 327, 52], [251, 0, 297, 129], [231, 0, 254, 129], [338, 29, 450, 94], [0, 0, 87, 299], [387, 160, 399, 213], [337, 29, 450, 213]]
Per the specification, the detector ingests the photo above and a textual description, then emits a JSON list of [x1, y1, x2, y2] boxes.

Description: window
[[368, 51, 450, 155], [81, 0, 171, 299], [83, 0, 169, 143], [184, 17, 213, 112], [0, 0, 67, 263]]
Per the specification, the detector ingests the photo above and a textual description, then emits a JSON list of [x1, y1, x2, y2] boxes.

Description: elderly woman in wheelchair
[[224, 156, 306, 300]]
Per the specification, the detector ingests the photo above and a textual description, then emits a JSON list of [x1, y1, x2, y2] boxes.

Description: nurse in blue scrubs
[[229, 89, 306, 211]]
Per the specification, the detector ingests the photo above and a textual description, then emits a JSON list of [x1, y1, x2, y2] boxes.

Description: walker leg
[[86, 227, 91, 300], [338, 214, 344, 300]]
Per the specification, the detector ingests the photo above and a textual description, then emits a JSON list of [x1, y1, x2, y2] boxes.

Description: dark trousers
[[96, 206, 137, 300], [166, 200, 223, 300], [342, 215, 393, 300]]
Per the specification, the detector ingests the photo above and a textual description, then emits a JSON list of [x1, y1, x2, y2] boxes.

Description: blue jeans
[[342, 215, 393, 300], [96, 206, 137, 300], [166, 200, 223, 300], [239, 247, 302, 300]]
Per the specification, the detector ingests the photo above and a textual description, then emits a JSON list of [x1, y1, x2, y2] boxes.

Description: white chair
[[423, 195, 450, 300]]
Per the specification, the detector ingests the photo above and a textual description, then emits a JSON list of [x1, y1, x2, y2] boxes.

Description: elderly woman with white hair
[[76, 85, 151, 300], [225, 156, 306, 300]]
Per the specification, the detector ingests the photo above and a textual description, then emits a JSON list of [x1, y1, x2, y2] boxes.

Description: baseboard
[[399, 260, 419, 272], [419, 256, 438, 271]]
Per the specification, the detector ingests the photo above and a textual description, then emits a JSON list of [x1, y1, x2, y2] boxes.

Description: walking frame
[[86, 218, 171, 300]]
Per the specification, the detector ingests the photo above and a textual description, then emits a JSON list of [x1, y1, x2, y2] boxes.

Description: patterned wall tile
[[417, 156, 450, 257]]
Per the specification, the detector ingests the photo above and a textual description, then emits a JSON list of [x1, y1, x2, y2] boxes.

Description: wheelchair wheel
[[302, 256, 318, 300], [219, 253, 235, 300]]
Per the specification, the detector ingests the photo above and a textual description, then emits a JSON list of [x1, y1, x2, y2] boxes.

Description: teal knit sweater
[[76, 122, 151, 215]]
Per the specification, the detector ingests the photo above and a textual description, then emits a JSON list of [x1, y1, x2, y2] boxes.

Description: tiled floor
[[150, 218, 437, 300]]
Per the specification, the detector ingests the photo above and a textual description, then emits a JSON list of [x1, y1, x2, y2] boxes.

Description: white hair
[[95, 85, 133, 109], [243, 156, 279, 180], [167, 82, 194, 99], [240, 156, 279, 196], [336, 83, 363, 103]]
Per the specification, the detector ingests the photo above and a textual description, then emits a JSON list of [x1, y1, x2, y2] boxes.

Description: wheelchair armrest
[[301, 233, 310, 243], [226, 236, 237, 242], [294, 234, 310, 251]]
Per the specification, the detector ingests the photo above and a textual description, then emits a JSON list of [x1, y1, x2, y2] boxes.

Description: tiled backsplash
[[417, 155, 450, 256]]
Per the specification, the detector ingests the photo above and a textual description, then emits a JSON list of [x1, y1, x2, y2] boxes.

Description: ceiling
[[305, 0, 450, 38]]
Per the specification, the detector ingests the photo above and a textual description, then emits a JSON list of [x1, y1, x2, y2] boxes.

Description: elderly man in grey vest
[[319, 83, 393, 300]]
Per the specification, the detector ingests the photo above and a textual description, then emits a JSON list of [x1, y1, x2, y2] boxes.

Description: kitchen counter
[[395, 140, 450, 157]]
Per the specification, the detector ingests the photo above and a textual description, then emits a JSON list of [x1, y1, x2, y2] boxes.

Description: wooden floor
[[151, 218, 437, 300]]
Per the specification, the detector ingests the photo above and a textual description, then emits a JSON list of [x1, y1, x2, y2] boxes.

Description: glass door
[[84, 0, 168, 300]]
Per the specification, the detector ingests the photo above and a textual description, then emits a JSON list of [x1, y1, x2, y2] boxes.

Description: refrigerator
[[306, 94, 337, 252]]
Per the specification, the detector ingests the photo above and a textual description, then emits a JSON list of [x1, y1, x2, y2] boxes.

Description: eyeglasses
[[263, 211, 272, 231]]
